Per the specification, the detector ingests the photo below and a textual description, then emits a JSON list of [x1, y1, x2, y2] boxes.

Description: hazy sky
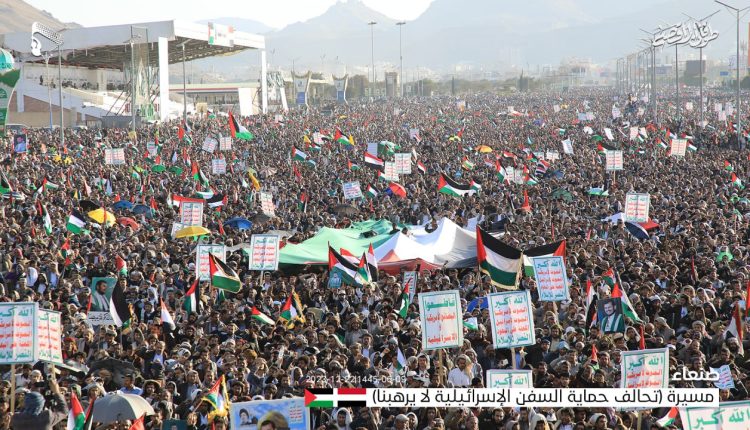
[[25, 0, 433, 29]]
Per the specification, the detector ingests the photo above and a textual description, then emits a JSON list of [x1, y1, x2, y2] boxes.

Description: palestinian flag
[[334, 128, 352, 146], [41, 204, 52, 234], [366, 244, 378, 282], [183, 278, 199, 314], [0, 171, 11, 194], [203, 375, 229, 419], [169, 194, 203, 208], [612, 282, 642, 323], [658, 140, 668, 150], [588, 186, 609, 196], [687, 142, 697, 152], [523, 240, 566, 276], [525, 175, 538, 186], [365, 184, 378, 198], [208, 253, 241, 293], [329, 246, 360, 285], [109, 282, 132, 329], [348, 160, 361, 171], [115, 255, 128, 276], [250, 306, 275, 325], [438, 173, 474, 197], [364, 152, 384, 170], [206, 194, 227, 209], [602, 268, 615, 287], [356, 254, 371, 284], [470, 180, 482, 193], [67, 391, 85, 430], [656, 407, 678, 427], [228, 111, 253, 140], [397, 282, 410, 318], [476, 226, 522, 289], [280, 292, 295, 321], [305, 388, 367, 408], [731, 173, 744, 189], [725, 160, 734, 171], [462, 158, 475, 170], [597, 143, 607, 156], [495, 161, 509, 183], [464, 318, 479, 331], [292, 146, 307, 161], [417, 160, 427, 174], [160, 299, 176, 331]]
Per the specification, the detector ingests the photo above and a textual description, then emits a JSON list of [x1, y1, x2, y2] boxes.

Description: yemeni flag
[[523, 240, 566, 276], [438, 173, 474, 197], [397, 282, 410, 318], [724, 301, 745, 355], [535, 159, 550, 177], [462, 157, 475, 170], [109, 282, 132, 329], [251, 306, 275, 325], [365, 183, 378, 198], [585, 278, 599, 330], [67, 391, 85, 430], [348, 160, 361, 171], [160, 299, 176, 331], [612, 282, 642, 323], [329, 246, 360, 285], [731, 173, 744, 189], [656, 407, 679, 427], [115, 255, 128, 276], [476, 226, 522, 289], [364, 152, 384, 170], [366, 243, 378, 282], [228, 111, 253, 140], [208, 253, 241, 293], [292, 146, 307, 161], [305, 388, 367, 408], [183, 278, 199, 314], [417, 160, 427, 174]]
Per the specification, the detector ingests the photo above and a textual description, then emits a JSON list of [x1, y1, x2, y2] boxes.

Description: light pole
[[368, 21, 377, 90], [30, 22, 63, 144], [396, 21, 405, 97], [178, 40, 188, 121], [641, 29, 660, 122], [716, 0, 750, 147], [682, 11, 721, 128], [291, 57, 300, 75]]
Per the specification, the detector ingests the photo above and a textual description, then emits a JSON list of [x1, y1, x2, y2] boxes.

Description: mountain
[[0, 0, 77, 32], [199, 17, 275, 35]]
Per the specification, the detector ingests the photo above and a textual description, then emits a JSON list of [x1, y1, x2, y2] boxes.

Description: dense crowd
[[1, 87, 749, 430]]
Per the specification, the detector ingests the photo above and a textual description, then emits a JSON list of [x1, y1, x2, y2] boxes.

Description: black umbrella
[[79, 199, 101, 212], [88, 358, 136, 387]]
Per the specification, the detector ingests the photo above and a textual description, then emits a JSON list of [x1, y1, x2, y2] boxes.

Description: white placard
[[367, 142, 379, 155], [146, 141, 158, 157], [604, 128, 614, 141], [620, 348, 669, 388], [342, 181, 363, 199], [419, 290, 463, 351], [545, 150, 560, 161], [532, 256, 569, 301], [553, 105, 560, 113], [710, 365, 735, 389], [212, 159, 227, 175], [403, 271, 417, 304], [671, 138, 687, 157], [383, 162, 400, 181], [313, 132, 324, 145], [180, 201, 204, 226], [394, 153, 412, 174], [202, 137, 217, 153], [488, 290, 535, 349], [104, 148, 126, 165], [0, 303, 37, 364], [629, 127, 638, 140], [605, 150, 624, 171], [624, 193, 650, 223], [37, 309, 63, 365], [513, 169, 525, 185], [409, 128, 420, 139], [486, 370, 533, 389], [260, 192, 275, 217], [87, 311, 115, 326], [219, 136, 233, 151], [196, 244, 226, 281], [562, 139, 574, 154], [249, 234, 280, 271]]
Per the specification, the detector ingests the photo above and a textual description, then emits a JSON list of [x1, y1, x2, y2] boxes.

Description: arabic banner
[[394, 153, 412, 174], [545, 150, 559, 161], [211, 158, 226, 175], [562, 139, 574, 154], [383, 161, 400, 181], [488, 290, 535, 349], [671, 138, 688, 157], [0, 303, 37, 364], [196, 244, 226, 281], [87, 311, 115, 326], [219, 136, 233, 151], [605, 150, 624, 171], [486, 370, 533, 389], [652, 20, 719, 49], [180, 201, 204, 226], [710, 365, 734, 389], [104, 148, 126, 165], [37, 309, 63, 365], [532, 256, 569, 301], [202, 137, 217, 153], [229, 397, 309, 430], [260, 192, 275, 217], [681, 403, 750, 430], [342, 181, 363, 199], [624, 193, 650, 223], [0, 50, 19, 131], [620, 348, 669, 388], [419, 290, 463, 351], [249, 234, 280, 271]]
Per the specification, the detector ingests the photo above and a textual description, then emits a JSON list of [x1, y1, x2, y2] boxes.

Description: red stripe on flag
[[338, 388, 367, 395]]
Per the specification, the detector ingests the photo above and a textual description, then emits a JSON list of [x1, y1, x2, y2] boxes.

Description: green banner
[[0, 50, 19, 131]]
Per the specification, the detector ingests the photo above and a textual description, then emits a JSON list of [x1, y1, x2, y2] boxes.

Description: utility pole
[[396, 21, 405, 97], [716, 0, 750, 147], [368, 21, 377, 92]]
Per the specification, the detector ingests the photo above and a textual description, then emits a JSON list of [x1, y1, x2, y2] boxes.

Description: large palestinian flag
[[476, 226, 522, 289], [328, 246, 361, 285], [523, 240, 566, 276], [208, 254, 241, 293], [438, 173, 475, 197]]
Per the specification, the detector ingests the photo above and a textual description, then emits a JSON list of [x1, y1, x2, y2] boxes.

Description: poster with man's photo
[[13, 134, 27, 154], [88, 277, 117, 312], [230, 398, 308, 430], [597, 297, 624, 333]]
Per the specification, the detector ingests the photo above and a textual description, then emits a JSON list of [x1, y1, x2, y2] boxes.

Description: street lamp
[[716, 0, 749, 147], [641, 28, 660, 122], [682, 10, 720, 128], [368, 21, 377, 89], [396, 21, 406, 97], [30, 22, 63, 144], [178, 40, 188, 121]]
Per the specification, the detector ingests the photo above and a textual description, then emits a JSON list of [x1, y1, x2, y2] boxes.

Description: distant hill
[[0, 0, 77, 32], [198, 17, 275, 35]]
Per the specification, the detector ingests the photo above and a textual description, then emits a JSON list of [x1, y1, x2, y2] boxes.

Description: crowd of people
[[0, 87, 748, 430]]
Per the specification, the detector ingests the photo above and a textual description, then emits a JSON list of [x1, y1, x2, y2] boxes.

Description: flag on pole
[[228, 111, 253, 140], [656, 407, 679, 427], [183, 278, 199, 314], [476, 226, 522, 289], [251, 306, 275, 325], [438, 174, 475, 197], [67, 391, 85, 430], [208, 254, 241, 293], [160, 299, 176, 331]]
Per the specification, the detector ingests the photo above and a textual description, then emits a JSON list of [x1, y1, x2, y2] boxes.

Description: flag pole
[[510, 347, 517, 369], [9, 364, 15, 413]]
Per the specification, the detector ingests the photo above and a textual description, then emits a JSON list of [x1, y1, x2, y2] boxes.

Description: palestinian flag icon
[[438, 173, 474, 197], [251, 306, 275, 325], [208, 254, 241, 293], [305, 388, 367, 408], [656, 407, 679, 427], [476, 226, 522, 289]]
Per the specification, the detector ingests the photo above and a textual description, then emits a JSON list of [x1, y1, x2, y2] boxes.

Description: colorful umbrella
[[117, 217, 140, 230], [475, 145, 493, 153], [87, 208, 116, 225], [175, 226, 211, 239]]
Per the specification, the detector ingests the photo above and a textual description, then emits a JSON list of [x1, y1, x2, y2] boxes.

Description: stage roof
[[0, 20, 264, 70]]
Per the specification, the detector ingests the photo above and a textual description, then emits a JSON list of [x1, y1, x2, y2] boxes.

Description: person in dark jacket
[[11, 375, 68, 430]]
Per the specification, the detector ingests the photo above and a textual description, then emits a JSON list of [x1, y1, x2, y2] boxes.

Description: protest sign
[[13, 134, 27, 153], [409, 128, 420, 139], [562, 139, 574, 154], [0, 303, 37, 363], [671, 138, 688, 157], [383, 161, 400, 181], [37, 309, 63, 365], [513, 168, 525, 185], [604, 128, 614, 141], [249, 234, 280, 271], [196, 244, 226, 281], [342, 181, 363, 199], [403, 271, 417, 303], [545, 150, 560, 161], [612, 106, 621, 119], [219, 136, 233, 151], [104, 148, 125, 165], [553, 104, 560, 113], [486, 369, 533, 389], [620, 348, 669, 388], [229, 398, 309, 430], [171, 222, 187, 239], [87, 312, 115, 326], [532, 256, 569, 301], [211, 158, 226, 175], [88, 277, 117, 312], [146, 141, 158, 157], [394, 153, 412, 174], [605, 150, 624, 171], [419, 290, 463, 350], [260, 192, 275, 217], [488, 290, 535, 349], [180, 201, 204, 226], [629, 127, 638, 140], [624, 193, 650, 223], [680, 403, 750, 430], [313, 132, 323, 145], [710, 365, 734, 389], [367, 142, 379, 155], [202, 137, 217, 153]]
